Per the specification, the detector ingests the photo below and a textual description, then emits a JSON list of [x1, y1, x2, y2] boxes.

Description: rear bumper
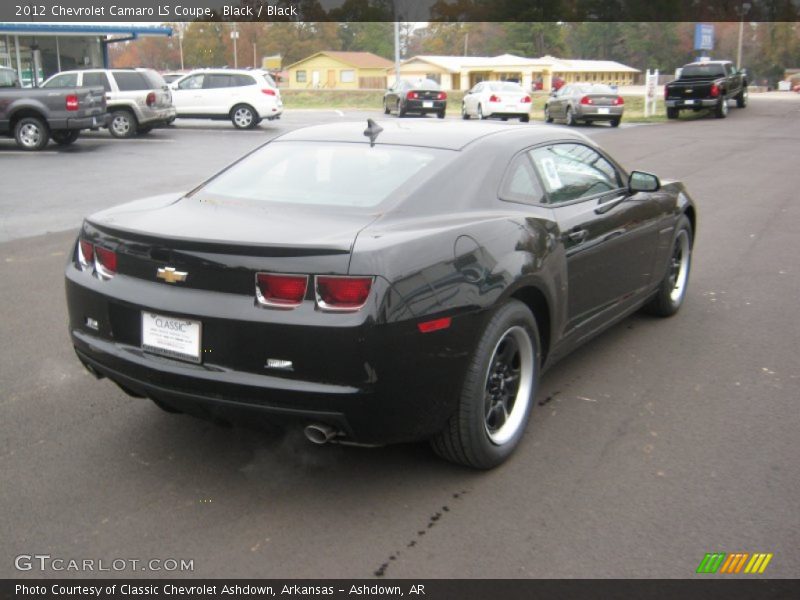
[[575, 106, 624, 120], [665, 99, 718, 108], [49, 112, 109, 130], [136, 106, 177, 126], [66, 265, 482, 444], [484, 104, 531, 118], [405, 100, 446, 113]]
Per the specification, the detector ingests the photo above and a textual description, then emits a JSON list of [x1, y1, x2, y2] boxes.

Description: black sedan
[[65, 120, 696, 469], [383, 79, 447, 118]]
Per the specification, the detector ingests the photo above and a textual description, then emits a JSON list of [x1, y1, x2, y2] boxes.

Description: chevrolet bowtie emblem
[[156, 266, 188, 284]]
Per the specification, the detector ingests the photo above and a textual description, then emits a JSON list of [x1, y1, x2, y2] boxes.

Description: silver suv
[[42, 68, 176, 138]]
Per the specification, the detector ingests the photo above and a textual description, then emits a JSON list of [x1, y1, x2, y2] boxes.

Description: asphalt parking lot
[[1, 95, 799, 578]]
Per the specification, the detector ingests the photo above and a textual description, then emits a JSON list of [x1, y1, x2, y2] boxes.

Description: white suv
[[42, 68, 175, 138], [170, 69, 283, 129]]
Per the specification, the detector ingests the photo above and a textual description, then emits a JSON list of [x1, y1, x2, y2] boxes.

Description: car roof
[[275, 120, 591, 151]]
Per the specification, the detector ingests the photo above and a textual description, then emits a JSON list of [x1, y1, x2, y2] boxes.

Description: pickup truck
[[0, 66, 108, 151], [664, 60, 748, 119]]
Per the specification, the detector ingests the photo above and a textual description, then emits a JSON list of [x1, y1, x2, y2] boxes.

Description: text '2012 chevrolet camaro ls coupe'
[[66, 120, 696, 469]]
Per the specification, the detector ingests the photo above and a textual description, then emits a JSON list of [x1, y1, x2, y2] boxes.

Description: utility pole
[[394, 21, 401, 85], [231, 23, 239, 68], [737, 2, 751, 69]]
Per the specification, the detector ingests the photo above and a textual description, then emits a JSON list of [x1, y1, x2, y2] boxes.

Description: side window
[[203, 74, 233, 89], [234, 74, 255, 87], [296, 70, 307, 83], [83, 72, 111, 92], [178, 74, 204, 90], [112, 71, 149, 91], [499, 153, 545, 205], [529, 143, 622, 205], [43, 73, 78, 88]]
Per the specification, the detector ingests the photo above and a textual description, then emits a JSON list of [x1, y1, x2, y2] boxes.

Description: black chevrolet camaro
[[65, 120, 696, 469]]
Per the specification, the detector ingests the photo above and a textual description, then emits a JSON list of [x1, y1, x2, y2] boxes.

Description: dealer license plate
[[684, 99, 695, 105], [597, 107, 610, 114], [423, 101, 433, 108], [141, 312, 201, 364]]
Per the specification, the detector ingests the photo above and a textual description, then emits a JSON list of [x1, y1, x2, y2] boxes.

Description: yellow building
[[285, 51, 394, 90], [389, 54, 640, 92]]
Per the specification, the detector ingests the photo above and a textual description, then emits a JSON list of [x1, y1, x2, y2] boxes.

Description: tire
[[109, 110, 137, 138], [544, 106, 553, 123], [477, 104, 485, 120], [397, 100, 407, 118], [383, 100, 390, 115], [610, 117, 621, 127], [736, 87, 748, 108], [714, 97, 728, 119], [461, 103, 470, 120], [14, 116, 49, 151], [437, 110, 445, 119], [643, 215, 693, 317], [166, 116, 176, 126], [231, 104, 258, 129], [565, 107, 576, 126], [431, 300, 540, 469], [51, 129, 80, 146], [666, 107, 679, 119], [137, 126, 153, 135], [520, 114, 530, 123]]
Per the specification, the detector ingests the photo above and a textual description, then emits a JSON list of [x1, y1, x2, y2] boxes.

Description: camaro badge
[[156, 266, 188, 284]]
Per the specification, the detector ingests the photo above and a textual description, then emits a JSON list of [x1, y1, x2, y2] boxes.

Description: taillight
[[489, 94, 501, 103], [437, 92, 447, 100], [145, 91, 156, 107], [94, 246, 117, 279], [407, 91, 418, 100], [664, 87, 670, 100], [710, 83, 720, 97], [255, 273, 308, 308], [522, 95, 531, 103], [261, 88, 276, 96], [65, 94, 79, 111], [78, 239, 94, 270], [613, 96, 625, 105], [315, 276, 372, 311], [580, 96, 593, 105]]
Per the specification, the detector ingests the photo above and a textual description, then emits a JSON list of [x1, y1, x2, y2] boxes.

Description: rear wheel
[[461, 103, 470, 120], [109, 110, 136, 138], [736, 87, 748, 108], [477, 104, 485, 120], [51, 129, 80, 146], [231, 104, 259, 129], [715, 98, 729, 118], [14, 117, 49, 150], [437, 110, 445, 119], [520, 114, 530, 123], [397, 99, 406, 118], [666, 107, 679, 119], [643, 215, 693, 317], [610, 117, 621, 127], [431, 300, 539, 469]]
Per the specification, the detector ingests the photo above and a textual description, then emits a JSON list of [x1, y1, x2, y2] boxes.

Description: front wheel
[[431, 300, 539, 469], [51, 129, 80, 146], [736, 87, 748, 108], [643, 215, 693, 317], [397, 100, 406, 118], [231, 104, 259, 129]]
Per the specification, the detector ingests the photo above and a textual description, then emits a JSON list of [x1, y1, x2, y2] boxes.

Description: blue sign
[[694, 23, 715, 51]]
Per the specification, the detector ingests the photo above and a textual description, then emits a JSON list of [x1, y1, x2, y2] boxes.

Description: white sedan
[[462, 81, 532, 122]]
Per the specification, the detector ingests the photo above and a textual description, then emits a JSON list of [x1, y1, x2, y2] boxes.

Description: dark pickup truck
[[0, 66, 108, 150], [665, 60, 748, 119]]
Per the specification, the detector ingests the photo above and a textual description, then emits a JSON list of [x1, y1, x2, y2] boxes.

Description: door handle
[[568, 229, 589, 243]]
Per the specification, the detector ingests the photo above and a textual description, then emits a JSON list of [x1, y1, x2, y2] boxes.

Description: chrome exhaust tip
[[304, 424, 338, 445]]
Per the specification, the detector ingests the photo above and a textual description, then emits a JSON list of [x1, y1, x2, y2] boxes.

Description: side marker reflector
[[417, 317, 452, 333]]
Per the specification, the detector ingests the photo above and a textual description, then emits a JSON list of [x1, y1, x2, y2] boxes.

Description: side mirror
[[169, 83, 178, 91], [629, 171, 660, 193], [550, 89, 558, 97]]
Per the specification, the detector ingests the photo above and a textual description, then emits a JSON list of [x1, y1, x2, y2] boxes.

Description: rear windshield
[[142, 70, 166, 88], [487, 82, 524, 92], [681, 64, 726, 78], [198, 141, 448, 208]]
